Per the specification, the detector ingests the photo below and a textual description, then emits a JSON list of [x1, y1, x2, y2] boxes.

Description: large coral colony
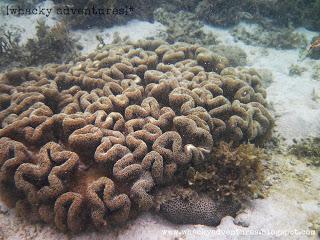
[[0, 39, 273, 232]]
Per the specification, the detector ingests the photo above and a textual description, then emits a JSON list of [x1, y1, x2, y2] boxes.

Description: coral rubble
[[0, 39, 273, 231]]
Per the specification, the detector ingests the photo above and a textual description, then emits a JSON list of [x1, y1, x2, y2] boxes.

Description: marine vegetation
[[0, 39, 273, 232], [264, 0, 320, 31], [231, 23, 307, 49], [24, 20, 80, 66], [155, 141, 267, 225], [154, 8, 220, 46], [289, 138, 320, 167], [195, 0, 257, 27], [0, 20, 79, 70], [0, 24, 24, 70], [184, 142, 267, 200]]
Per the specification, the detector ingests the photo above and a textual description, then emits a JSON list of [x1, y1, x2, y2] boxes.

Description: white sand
[[73, 20, 165, 54], [0, 1, 58, 43], [0, 0, 164, 53], [0, 3, 319, 239]]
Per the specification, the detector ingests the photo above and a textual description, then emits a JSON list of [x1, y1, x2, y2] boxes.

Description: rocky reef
[[0, 39, 273, 232]]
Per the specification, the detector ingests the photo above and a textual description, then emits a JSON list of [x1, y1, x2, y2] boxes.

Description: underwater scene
[[0, 0, 319, 239]]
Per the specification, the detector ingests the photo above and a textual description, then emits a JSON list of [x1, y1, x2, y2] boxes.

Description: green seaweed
[[176, 142, 267, 201], [0, 20, 79, 70], [24, 20, 79, 66], [0, 25, 26, 70], [289, 138, 320, 167]]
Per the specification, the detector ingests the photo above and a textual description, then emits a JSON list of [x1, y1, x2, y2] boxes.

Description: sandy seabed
[[0, 1, 319, 239]]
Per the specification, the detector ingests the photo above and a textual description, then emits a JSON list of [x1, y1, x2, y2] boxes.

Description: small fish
[[308, 37, 320, 51], [299, 37, 320, 61]]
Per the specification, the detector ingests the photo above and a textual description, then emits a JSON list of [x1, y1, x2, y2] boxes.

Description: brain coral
[[0, 39, 273, 232]]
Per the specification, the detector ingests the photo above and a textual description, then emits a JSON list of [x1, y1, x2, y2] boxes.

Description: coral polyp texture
[[0, 40, 273, 232]]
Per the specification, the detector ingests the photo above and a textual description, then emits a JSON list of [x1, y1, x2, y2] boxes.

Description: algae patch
[[289, 138, 320, 167], [0, 20, 80, 70]]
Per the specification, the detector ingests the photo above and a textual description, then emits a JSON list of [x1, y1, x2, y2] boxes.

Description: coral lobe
[[0, 40, 272, 231]]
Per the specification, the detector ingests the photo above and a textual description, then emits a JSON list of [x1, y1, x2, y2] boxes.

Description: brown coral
[[0, 40, 273, 231], [0, 137, 30, 183]]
